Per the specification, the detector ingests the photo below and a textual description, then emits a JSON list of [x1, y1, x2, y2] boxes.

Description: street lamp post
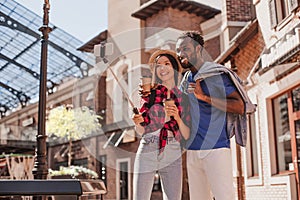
[[32, 0, 52, 181]]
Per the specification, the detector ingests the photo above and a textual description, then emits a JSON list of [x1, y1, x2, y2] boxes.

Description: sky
[[14, 0, 108, 43], [199, 0, 222, 9], [13, 0, 221, 43]]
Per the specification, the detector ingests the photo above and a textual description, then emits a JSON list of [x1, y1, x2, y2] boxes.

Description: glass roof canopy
[[0, 0, 95, 117]]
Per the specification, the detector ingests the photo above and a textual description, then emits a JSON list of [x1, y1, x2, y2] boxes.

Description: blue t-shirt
[[186, 71, 236, 150]]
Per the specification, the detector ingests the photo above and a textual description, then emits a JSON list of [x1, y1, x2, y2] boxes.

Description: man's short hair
[[178, 31, 204, 47]]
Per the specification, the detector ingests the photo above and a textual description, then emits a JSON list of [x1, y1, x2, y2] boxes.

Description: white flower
[[46, 105, 102, 140]]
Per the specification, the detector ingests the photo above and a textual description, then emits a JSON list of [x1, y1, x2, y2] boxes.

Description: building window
[[270, 84, 300, 177], [273, 93, 291, 172], [119, 162, 128, 199], [295, 120, 300, 160], [269, 0, 299, 28], [72, 158, 88, 167], [246, 113, 259, 177], [278, 0, 289, 21], [292, 86, 300, 112], [116, 158, 131, 200]]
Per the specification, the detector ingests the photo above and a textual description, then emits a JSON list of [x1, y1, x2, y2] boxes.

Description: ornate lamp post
[[32, 0, 52, 181]]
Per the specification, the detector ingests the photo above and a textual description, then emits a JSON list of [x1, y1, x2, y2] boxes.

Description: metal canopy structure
[[0, 0, 95, 116]]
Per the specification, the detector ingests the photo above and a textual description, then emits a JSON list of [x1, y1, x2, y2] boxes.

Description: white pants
[[187, 148, 235, 200], [133, 135, 182, 200]]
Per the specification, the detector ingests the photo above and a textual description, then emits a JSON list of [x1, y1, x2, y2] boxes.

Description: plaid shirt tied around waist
[[139, 85, 190, 154]]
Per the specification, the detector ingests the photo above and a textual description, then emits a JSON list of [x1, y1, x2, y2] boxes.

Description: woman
[[132, 49, 190, 200]]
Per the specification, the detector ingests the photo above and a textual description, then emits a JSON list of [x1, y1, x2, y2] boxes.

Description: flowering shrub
[[49, 165, 99, 179], [46, 105, 102, 166], [46, 105, 102, 140]]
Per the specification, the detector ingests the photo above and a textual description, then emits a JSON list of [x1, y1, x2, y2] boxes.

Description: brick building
[[216, 0, 300, 199], [2, 0, 300, 200]]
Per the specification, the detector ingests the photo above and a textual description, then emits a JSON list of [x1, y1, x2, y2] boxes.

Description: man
[[176, 31, 245, 200]]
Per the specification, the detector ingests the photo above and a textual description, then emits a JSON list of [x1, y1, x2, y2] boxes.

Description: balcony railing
[[261, 28, 300, 68]]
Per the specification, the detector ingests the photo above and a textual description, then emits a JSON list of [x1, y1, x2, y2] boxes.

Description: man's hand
[[193, 79, 207, 101], [187, 82, 196, 93], [193, 79, 245, 114]]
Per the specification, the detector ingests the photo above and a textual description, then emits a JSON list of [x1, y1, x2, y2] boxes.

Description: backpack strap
[[180, 71, 191, 93]]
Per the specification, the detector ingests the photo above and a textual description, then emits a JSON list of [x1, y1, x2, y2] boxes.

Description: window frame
[[244, 111, 263, 186], [269, 84, 300, 176], [116, 158, 131, 200], [269, 0, 299, 29], [246, 113, 260, 178]]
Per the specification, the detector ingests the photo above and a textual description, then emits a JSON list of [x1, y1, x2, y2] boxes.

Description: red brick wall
[[205, 36, 221, 61], [95, 134, 139, 200], [145, 8, 204, 37], [235, 28, 265, 80], [95, 74, 106, 125], [144, 7, 222, 62], [226, 0, 253, 22]]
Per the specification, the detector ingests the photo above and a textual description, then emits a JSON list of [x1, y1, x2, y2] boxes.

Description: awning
[[102, 128, 136, 149], [0, 0, 95, 116], [131, 0, 220, 20]]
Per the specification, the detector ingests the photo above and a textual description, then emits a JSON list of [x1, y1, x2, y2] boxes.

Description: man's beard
[[181, 60, 193, 69], [179, 55, 197, 69]]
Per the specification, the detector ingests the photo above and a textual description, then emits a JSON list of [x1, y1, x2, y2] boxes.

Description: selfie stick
[[107, 67, 139, 114], [96, 42, 139, 114]]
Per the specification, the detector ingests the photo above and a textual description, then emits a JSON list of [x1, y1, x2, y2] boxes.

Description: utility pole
[[32, 0, 52, 185]]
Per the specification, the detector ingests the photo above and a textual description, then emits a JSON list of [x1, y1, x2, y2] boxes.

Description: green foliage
[[49, 165, 99, 179], [0, 154, 33, 159], [46, 105, 102, 140]]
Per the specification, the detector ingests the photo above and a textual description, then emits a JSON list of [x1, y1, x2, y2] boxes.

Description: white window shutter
[[269, 0, 277, 28]]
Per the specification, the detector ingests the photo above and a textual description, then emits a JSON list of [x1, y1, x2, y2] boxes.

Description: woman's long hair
[[154, 53, 180, 86]]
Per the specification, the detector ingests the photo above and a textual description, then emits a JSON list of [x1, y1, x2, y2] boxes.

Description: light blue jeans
[[133, 133, 183, 200]]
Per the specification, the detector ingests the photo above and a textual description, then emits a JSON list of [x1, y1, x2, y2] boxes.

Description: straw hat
[[148, 49, 182, 73]]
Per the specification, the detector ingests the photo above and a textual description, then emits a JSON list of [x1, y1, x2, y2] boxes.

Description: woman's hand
[[132, 113, 144, 125], [165, 103, 190, 140], [165, 104, 180, 122], [132, 113, 145, 135]]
